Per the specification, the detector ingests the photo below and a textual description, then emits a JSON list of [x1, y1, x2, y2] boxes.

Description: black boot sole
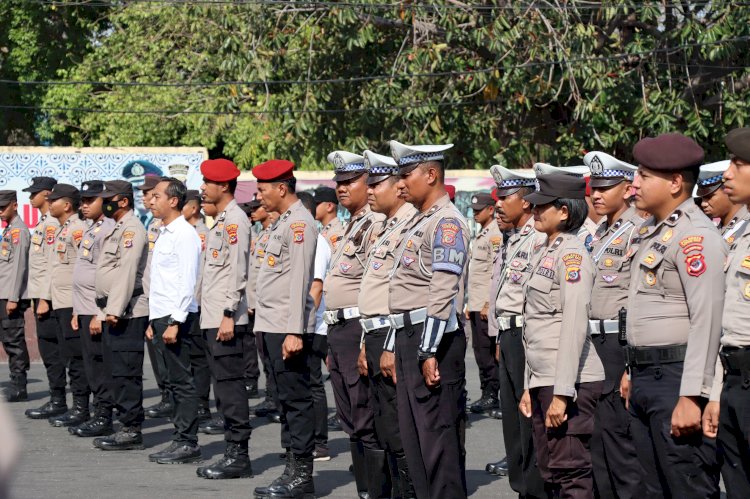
[[51, 417, 90, 428], [26, 409, 67, 419], [156, 456, 203, 465], [95, 443, 146, 451], [196, 469, 254, 479], [72, 428, 114, 437]]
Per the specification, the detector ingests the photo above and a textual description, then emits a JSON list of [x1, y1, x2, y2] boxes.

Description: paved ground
[[1, 352, 516, 498]]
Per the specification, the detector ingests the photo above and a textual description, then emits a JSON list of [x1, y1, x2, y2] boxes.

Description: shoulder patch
[[490, 236, 502, 253], [226, 223, 239, 245], [45, 226, 56, 245], [433, 217, 466, 274], [685, 253, 707, 277], [562, 253, 583, 266], [72, 230, 83, 244], [291, 222, 306, 244], [10, 228, 21, 245]]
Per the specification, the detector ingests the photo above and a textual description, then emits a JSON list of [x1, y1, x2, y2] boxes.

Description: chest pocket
[[31, 231, 44, 253], [207, 234, 228, 267], [56, 237, 71, 264], [733, 263, 750, 303], [264, 239, 283, 273], [0, 240, 11, 261], [637, 249, 666, 294], [79, 236, 95, 262], [526, 271, 559, 312], [506, 259, 529, 286]]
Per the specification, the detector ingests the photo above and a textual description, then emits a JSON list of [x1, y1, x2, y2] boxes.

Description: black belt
[[720, 346, 750, 374], [624, 344, 687, 367]]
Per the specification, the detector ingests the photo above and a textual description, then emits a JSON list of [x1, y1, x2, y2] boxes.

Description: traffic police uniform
[[23, 177, 69, 419], [626, 134, 725, 497], [0, 190, 31, 402], [695, 160, 749, 242], [195, 159, 253, 479], [322, 151, 385, 496], [46, 185, 91, 427], [715, 128, 750, 498], [70, 181, 117, 437], [488, 165, 546, 497], [358, 150, 417, 498], [387, 141, 469, 499], [467, 192, 503, 413], [583, 152, 642, 499]]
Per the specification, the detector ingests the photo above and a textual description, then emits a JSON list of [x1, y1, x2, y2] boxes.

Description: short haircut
[[680, 166, 700, 192], [297, 191, 316, 216], [116, 194, 134, 210], [516, 186, 535, 199], [159, 176, 187, 210], [552, 198, 588, 233], [227, 178, 238, 195], [419, 160, 445, 183], [279, 177, 297, 194], [62, 197, 80, 212]]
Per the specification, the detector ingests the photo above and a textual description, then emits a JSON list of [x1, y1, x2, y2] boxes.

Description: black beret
[[470, 192, 495, 210], [0, 190, 17, 207], [313, 186, 338, 205], [524, 174, 585, 205], [725, 127, 750, 163], [22, 176, 57, 193], [80, 180, 105, 197], [47, 183, 81, 202], [632, 133, 704, 171]]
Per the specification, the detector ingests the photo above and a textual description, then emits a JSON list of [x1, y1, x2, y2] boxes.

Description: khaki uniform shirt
[[49, 214, 86, 310], [324, 206, 384, 311], [27, 212, 59, 300], [199, 199, 250, 329], [73, 217, 115, 316], [627, 198, 727, 398], [0, 215, 30, 302], [358, 203, 417, 318], [321, 217, 346, 253], [389, 194, 469, 355], [721, 209, 750, 348], [494, 217, 542, 321], [192, 219, 209, 304], [523, 233, 604, 395], [254, 200, 317, 335], [721, 205, 749, 245], [247, 225, 272, 312], [487, 237, 505, 338], [590, 207, 644, 320], [467, 223, 502, 312], [95, 210, 149, 319], [142, 218, 162, 299]]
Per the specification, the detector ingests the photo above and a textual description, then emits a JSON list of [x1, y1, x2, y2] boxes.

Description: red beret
[[252, 159, 295, 182], [200, 158, 241, 182], [632, 133, 704, 171], [445, 184, 456, 201]]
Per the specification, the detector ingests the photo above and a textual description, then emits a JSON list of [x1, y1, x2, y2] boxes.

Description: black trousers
[[718, 370, 750, 499], [365, 327, 404, 457], [79, 315, 114, 415], [498, 327, 545, 498], [103, 316, 146, 428], [35, 307, 67, 397], [591, 334, 640, 499], [256, 330, 278, 406], [531, 382, 602, 499], [629, 362, 720, 498], [203, 325, 251, 444], [328, 318, 377, 448], [244, 314, 260, 382], [469, 311, 498, 397], [262, 332, 314, 457], [308, 333, 329, 448], [55, 307, 90, 403], [152, 315, 199, 445], [146, 327, 166, 392], [395, 323, 467, 499], [188, 310, 211, 410], [0, 299, 30, 376]]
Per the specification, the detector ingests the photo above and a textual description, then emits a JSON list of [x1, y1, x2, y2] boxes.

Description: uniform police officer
[[583, 152, 642, 498], [626, 133, 725, 497], [466, 191, 503, 414], [195, 159, 253, 480], [695, 160, 748, 242], [252, 159, 318, 498], [0, 190, 31, 402], [487, 165, 546, 496], [387, 140, 469, 499], [69, 180, 117, 437], [92, 180, 150, 450], [314, 186, 345, 252], [323, 151, 385, 497]]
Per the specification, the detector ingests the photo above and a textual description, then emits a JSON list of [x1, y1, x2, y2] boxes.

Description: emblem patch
[[643, 253, 656, 265], [339, 263, 352, 273], [639, 227, 649, 235], [123, 239, 133, 248], [602, 274, 618, 283], [72, 230, 83, 244], [542, 257, 555, 269], [685, 253, 706, 277], [744, 281, 750, 300], [612, 237, 623, 245], [644, 271, 656, 287], [267, 255, 276, 267], [402, 255, 415, 267], [662, 229, 674, 242], [290, 222, 306, 244], [565, 267, 581, 282], [741, 256, 750, 271], [226, 224, 239, 245], [604, 258, 614, 268], [490, 236, 502, 253], [433, 218, 466, 274], [46, 226, 56, 245], [372, 261, 383, 270]]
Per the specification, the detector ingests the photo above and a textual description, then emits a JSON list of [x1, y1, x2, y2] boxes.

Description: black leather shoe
[[70, 415, 114, 437], [2, 374, 28, 402], [251, 399, 276, 417], [155, 443, 202, 464], [149, 441, 181, 462], [246, 380, 259, 398], [25, 397, 68, 419], [196, 442, 253, 479], [485, 457, 509, 476], [49, 404, 90, 427], [198, 414, 225, 435], [145, 391, 172, 419], [93, 427, 144, 451], [327, 414, 342, 431], [469, 396, 500, 414], [488, 408, 503, 419], [197, 407, 211, 423]]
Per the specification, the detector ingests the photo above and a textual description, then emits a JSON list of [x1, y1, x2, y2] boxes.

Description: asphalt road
[[1, 351, 516, 498]]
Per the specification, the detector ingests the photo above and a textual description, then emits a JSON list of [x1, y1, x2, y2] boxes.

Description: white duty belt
[[589, 319, 618, 335], [323, 307, 360, 325]]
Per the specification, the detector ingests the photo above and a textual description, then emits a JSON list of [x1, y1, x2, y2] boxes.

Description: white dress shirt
[[149, 215, 201, 322], [314, 233, 332, 335]]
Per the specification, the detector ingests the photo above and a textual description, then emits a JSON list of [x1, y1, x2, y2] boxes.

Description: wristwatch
[[223, 309, 235, 318], [166, 317, 182, 326]]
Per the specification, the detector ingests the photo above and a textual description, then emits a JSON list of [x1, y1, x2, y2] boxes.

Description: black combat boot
[[469, 389, 500, 414], [254, 449, 293, 497], [350, 439, 370, 499], [2, 373, 28, 402], [93, 426, 144, 450], [396, 456, 416, 498], [196, 442, 253, 479], [198, 413, 225, 435], [49, 396, 90, 427], [70, 412, 114, 437], [485, 456, 508, 476], [25, 393, 67, 419], [145, 389, 172, 418], [364, 448, 391, 498], [266, 454, 315, 498]]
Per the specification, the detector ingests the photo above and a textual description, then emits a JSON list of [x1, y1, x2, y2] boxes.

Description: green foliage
[[28, 1, 750, 168]]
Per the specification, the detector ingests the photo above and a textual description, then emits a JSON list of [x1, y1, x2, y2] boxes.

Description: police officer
[[323, 151, 385, 497], [69, 180, 117, 437], [519, 174, 605, 498], [23, 177, 69, 419], [0, 190, 31, 402], [92, 180, 150, 451], [195, 159, 253, 480], [583, 152, 642, 498], [252, 159, 317, 498], [46, 184, 91, 428], [122, 160, 164, 225], [314, 186, 345, 252], [236, 202, 261, 400], [182, 189, 213, 424], [487, 165, 546, 496], [696, 160, 748, 242], [707, 127, 750, 497], [358, 150, 417, 497], [626, 133, 725, 497], [387, 140, 468, 499], [466, 192, 503, 414]]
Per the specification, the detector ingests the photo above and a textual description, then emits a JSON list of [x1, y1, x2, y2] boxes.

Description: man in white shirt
[[145, 177, 202, 465]]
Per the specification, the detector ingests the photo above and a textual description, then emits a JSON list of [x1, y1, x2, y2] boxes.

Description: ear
[[669, 173, 684, 196], [426, 165, 439, 185], [621, 182, 633, 201], [278, 182, 288, 197], [559, 204, 570, 221]]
